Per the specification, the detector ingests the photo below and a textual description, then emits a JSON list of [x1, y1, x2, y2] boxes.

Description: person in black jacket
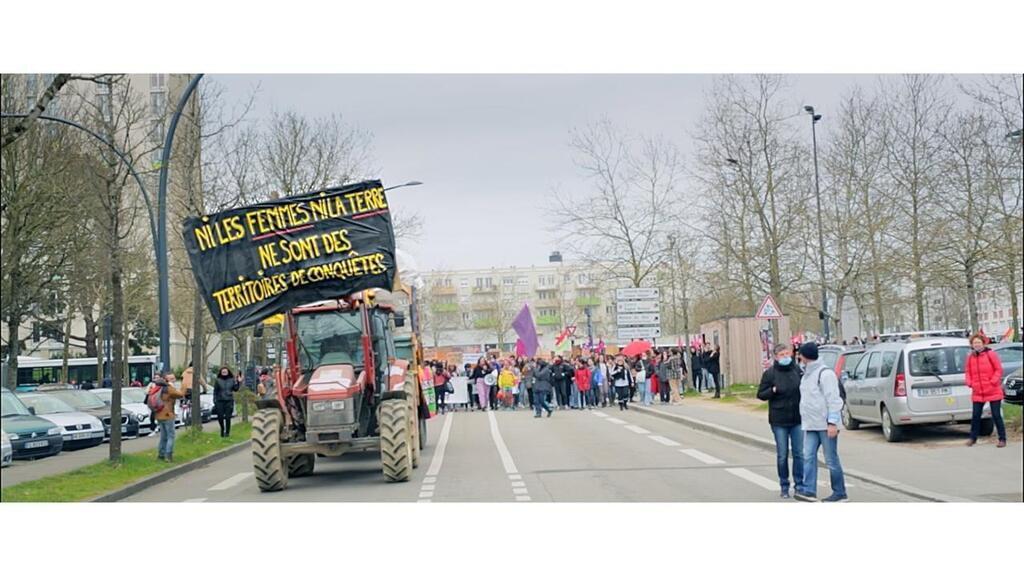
[[549, 356, 573, 409], [757, 343, 806, 499], [213, 366, 240, 437]]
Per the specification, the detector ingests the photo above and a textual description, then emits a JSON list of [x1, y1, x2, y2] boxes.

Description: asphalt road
[[124, 406, 920, 502]]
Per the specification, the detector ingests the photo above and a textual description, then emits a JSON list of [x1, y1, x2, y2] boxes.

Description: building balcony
[[474, 318, 498, 329], [472, 285, 497, 294], [472, 301, 497, 311], [534, 301, 559, 309], [433, 285, 457, 296], [535, 285, 559, 292], [430, 302, 459, 313], [536, 316, 561, 326], [576, 297, 601, 307]]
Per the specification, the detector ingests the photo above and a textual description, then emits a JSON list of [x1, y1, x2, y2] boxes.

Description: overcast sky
[[212, 74, 882, 271]]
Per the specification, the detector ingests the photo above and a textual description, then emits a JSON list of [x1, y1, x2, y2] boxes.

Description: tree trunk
[[1008, 262, 1021, 342], [5, 311, 20, 390], [83, 311, 98, 357], [108, 249, 125, 463], [61, 313, 72, 383], [964, 262, 979, 333], [190, 289, 204, 430]]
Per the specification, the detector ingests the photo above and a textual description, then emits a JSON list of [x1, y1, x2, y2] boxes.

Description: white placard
[[617, 326, 662, 339], [615, 287, 660, 300], [616, 300, 660, 313], [445, 376, 470, 405], [617, 313, 661, 325]]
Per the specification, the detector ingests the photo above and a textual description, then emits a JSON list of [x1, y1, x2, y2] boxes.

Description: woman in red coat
[[964, 333, 1007, 447], [574, 360, 592, 410]]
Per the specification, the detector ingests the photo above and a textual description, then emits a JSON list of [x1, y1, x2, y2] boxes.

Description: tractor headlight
[[312, 402, 327, 411]]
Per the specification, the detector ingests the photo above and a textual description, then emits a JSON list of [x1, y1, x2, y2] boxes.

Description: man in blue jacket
[[794, 342, 848, 502]]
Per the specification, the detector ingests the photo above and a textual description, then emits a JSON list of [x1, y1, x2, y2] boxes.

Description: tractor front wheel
[[252, 409, 288, 492], [380, 399, 412, 482], [288, 453, 315, 478]]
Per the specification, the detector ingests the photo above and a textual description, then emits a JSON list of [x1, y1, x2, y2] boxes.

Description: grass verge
[[2, 422, 251, 503], [1004, 403, 1022, 433]]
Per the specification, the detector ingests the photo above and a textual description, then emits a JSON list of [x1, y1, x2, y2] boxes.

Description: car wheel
[[979, 418, 995, 437], [881, 406, 904, 442], [841, 404, 861, 431]]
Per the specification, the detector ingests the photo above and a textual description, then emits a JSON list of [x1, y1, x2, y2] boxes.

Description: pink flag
[[515, 338, 527, 357]]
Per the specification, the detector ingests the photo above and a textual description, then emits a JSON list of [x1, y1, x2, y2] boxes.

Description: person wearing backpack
[[965, 333, 1007, 448], [794, 342, 847, 503], [213, 366, 240, 437], [150, 373, 185, 462]]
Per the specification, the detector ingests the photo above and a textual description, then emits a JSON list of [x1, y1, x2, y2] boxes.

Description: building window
[[97, 93, 113, 123], [459, 278, 469, 288], [502, 276, 515, 286], [150, 91, 167, 117], [149, 74, 167, 91]]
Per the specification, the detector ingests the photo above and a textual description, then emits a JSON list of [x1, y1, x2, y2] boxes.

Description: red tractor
[[251, 290, 428, 491]]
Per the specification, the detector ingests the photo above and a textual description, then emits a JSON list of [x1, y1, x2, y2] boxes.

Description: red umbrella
[[621, 340, 653, 357]]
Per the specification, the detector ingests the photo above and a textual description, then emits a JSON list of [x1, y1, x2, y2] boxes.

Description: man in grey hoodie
[[794, 342, 848, 503]]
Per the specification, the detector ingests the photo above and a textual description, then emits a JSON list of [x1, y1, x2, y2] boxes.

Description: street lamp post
[[805, 105, 830, 343]]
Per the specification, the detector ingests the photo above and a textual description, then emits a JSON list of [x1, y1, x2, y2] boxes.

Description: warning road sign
[[755, 294, 783, 320]]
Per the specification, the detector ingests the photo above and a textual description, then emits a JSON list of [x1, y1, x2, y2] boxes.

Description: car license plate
[[918, 387, 950, 397], [72, 432, 92, 440], [25, 440, 48, 449], [121, 426, 127, 433]]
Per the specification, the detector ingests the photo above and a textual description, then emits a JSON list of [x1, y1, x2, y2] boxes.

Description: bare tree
[[552, 119, 681, 288]]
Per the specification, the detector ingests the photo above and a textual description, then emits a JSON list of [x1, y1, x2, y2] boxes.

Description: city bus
[[13, 355, 157, 389]]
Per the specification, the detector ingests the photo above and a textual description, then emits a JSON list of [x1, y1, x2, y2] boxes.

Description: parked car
[[990, 342, 1023, 379], [37, 386, 140, 439], [1003, 367, 1023, 406], [840, 337, 992, 442], [17, 393, 105, 449], [90, 388, 154, 435], [1, 389, 63, 459], [1, 429, 13, 467]]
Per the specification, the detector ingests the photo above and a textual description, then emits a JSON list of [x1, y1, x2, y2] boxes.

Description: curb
[[90, 440, 251, 502], [630, 404, 965, 503]]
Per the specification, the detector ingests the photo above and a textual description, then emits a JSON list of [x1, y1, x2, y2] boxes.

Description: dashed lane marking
[[624, 424, 651, 434], [648, 435, 681, 446], [606, 417, 627, 425], [208, 472, 252, 492], [679, 449, 726, 465], [725, 467, 780, 491], [183, 498, 208, 503], [418, 412, 455, 503], [592, 412, 608, 418], [488, 411, 531, 502]]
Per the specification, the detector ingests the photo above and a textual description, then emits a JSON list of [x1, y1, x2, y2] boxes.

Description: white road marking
[[725, 468, 780, 491], [508, 474, 522, 480], [513, 487, 529, 495], [426, 412, 455, 477], [417, 499, 432, 503], [487, 410, 518, 475], [679, 449, 725, 465], [511, 481, 526, 487], [515, 495, 532, 502], [208, 472, 252, 492], [592, 411, 608, 418], [606, 417, 627, 425], [624, 425, 651, 434], [183, 498, 208, 503], [418, 491, 434, 498], [422, 476, 437, 484], [648, 435, 681, 446]]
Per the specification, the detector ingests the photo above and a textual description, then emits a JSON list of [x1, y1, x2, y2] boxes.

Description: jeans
[[709, 371, 721, 396], [534, 390, 553, 416], [157, 419, 176, 458], [570, 386, 581, 408], [659, 379, 670, 403], [641, 380, 653, 405], [215, 400, 233, 437], [970, 400, 1007, 441], [771, 424, 805, 493], [802, 429, 846, 498], [700, 369, 710, 391], [434, 386, 447, 413]]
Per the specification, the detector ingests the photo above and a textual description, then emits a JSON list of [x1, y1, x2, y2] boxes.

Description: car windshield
[[1, 392, 32, 417], [995, 347, 1022, 365], [843, 352, 864, 373], [91, 389, 112, 403], [20, 394, 76, 414], [295, 310, 365, 370], [819, 350, 840, 370], [50, 390, 106, 410], [909, 346, 970, 377], [122, 389, 147, 403]]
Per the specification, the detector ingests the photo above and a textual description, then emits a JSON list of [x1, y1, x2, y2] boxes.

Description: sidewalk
[[632, 397, 1023, 502], [1, 420, 225, 489]]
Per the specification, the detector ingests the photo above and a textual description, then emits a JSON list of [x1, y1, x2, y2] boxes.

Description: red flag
[[1002, 326, 1015, 342]]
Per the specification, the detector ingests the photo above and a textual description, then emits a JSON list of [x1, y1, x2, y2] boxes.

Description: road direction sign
[[617, 313, 661, 326], [755, 294, 783, 320], [617, 326, 662, 340], [616, 300, 659, 313], [616, 287, 659, 301]]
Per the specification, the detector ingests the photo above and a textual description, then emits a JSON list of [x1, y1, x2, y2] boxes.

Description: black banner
[[182, 180, 396, 331]]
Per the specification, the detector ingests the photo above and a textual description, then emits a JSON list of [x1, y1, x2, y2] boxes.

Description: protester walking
[[794, 342, 848, 503], [471, 358, 489, 411], [550, 356, 573, 409], [213, 366, 239, 437], [666, 348, 685, 404], [574, 359, 592, 409], [533, 358, 554, 418], [612, 356, 632, 410], [692, 345, 704, 392], [656, 351, 671, 403], [432, 362, 450, 415], [706, 345, 722, 398], [151, 372, 185, 462], [757, 343, 806, 499], [965, 333, 1007, 448]]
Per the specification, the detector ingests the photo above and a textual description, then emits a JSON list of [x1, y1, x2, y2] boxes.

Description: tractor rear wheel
[[380, 399, 412, 482], [252, 409, 288, 492], [288, 453, 315, 478]]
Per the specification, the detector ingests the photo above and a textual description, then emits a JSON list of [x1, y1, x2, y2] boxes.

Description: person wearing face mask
[[795, 342, 847, 503], [757, 343, 806, 499], [965, 333, 1007, 448]]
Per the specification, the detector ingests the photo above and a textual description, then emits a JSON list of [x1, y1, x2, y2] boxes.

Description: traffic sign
[[617, 313, 661, 326], [616, 287, 659, 301], [617, 326, 662, 340], [616, 300, 659, 313], [755, 294, 783, 320]]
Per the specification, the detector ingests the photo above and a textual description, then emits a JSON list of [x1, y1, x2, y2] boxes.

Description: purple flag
[[511, 304, 539, 357]]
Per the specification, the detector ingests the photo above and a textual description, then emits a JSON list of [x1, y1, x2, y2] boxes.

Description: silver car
[[841, 337, 992, 442]]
